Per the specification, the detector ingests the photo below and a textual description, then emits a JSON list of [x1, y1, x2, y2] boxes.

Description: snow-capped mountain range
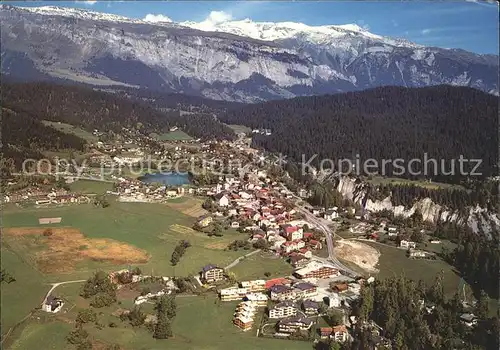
[[1, 5, 498, 102]]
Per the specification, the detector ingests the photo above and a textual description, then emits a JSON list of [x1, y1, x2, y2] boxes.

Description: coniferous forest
[[1, 81, 236, 141], [220, 85, 498, 182], [1, 82, 237, 169], [350, 274, 498, 350]]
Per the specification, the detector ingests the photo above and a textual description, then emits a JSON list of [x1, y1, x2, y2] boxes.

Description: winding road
[[225, 249, 262, 269], [42, 279, 87, 306], [296, 206, 360, 277]]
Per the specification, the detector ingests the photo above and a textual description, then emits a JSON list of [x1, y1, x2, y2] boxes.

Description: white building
[[269, 301, 299, 319], [43, 296, 64, 313], [328, 294, 341, 308], [400, 240, 417, 249]]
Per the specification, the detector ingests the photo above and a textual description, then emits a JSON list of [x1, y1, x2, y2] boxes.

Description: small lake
[[139, 172, 191, 187]]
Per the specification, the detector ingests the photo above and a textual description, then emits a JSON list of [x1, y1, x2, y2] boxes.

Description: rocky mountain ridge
[[1, 5, 498, 102], [337, 177, 499, 238]]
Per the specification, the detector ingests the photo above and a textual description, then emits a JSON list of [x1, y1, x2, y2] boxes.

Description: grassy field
[[366, 176, 464, 190], [227, 124, 252, 135], [365, 241, 461, 296], [0, 247, 48, 337], [68, 179, 113, 194], [228, 251, 294, 280], [2, 202, 250, 280], [7, 321, 73, 350], [42, 120, 98, 143], [84, 295, 310, 350], [157, 130, 193, 141]]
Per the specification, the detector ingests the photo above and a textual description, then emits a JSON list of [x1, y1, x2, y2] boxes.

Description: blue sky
[[9, 0, 499, 54]]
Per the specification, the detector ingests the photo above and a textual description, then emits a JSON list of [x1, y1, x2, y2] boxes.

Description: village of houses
[[7, 132, 476, 346]]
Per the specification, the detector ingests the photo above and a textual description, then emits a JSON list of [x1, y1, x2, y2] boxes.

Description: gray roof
[[302, 300, 319, 309], [270, 284, 293, 294], [294, 282, 316, 291], [460, 313, 477, 322], [279, 316, 312, 325], [202, 264, 221, 272], [274, 300, 296, 309]]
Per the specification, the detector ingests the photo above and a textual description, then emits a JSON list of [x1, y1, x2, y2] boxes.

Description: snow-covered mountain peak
[[1, 4, 497, 101], [17, 5, 143, 24], [179, 17, 420, 49]]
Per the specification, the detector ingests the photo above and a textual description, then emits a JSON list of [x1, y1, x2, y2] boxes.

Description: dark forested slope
[[220, 85, 498, 181], [2, 107, 87, 168], [1, 82, 236, 141]]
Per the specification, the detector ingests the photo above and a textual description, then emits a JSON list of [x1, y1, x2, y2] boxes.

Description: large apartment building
[[294, 261, 340, 279], [293, 282, 318, 299], [268, 301, 298, 319], [201, 264, 224, 283], [233, 301, 259, 331], [219, 287, 249, 301], [240, 280, 266, 292], [277, 316, 314, 333], [270, 284, 296, 301]]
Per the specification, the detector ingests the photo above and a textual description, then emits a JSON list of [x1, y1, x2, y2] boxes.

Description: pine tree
[[153, 313, 172, 339]]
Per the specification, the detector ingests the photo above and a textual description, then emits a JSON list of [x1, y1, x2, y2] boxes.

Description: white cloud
[[83, 1, 97, 5], [205, 11, 232, 24], [392, 20, 399, 27], [143, 14, 173, 23], [421, 28, 432, 35], [356, 20, 370, 31], [466, 0, 497, 5]]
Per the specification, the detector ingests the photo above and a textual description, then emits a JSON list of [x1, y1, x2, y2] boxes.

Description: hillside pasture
[[2, 202, 249, 278], [42, 120, 98, 143]]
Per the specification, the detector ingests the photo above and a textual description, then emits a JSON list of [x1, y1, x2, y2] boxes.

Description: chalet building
[[320, 325, 349, 342], [324, 209, 339, 221], [294, 282, 318, 299], [265, 277, 291, 290], [233, 301, 259, 331], [282, 225, 303, 241], [43, 295, 64, 313], [270, 284, 296, 301], [201, 264, 224, 283], [400, 240, 417, 249], [219, 287, 249, 301], [197, 215, 213, 227], [290, 255, 310, 268], [214, 192, 230, 207], [281, 239, 305, 254], [240, 280, 266, 292], [245, 293, 268, 306], [331, 283, 349, 293], [302, 300, 320, 315], [269, 301, 298, 319]]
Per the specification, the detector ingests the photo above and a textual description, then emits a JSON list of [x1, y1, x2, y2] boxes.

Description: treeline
[[2, 81, 236, 141], [170, 240, 191, 266], [220, 85, 498, 181], [352, 275, 498, 350], [436, 223, 499, 298], [366, 181, 499, 213], [0, 269, 15, 284], [106, 87, 243, 113], [169, 113, 236, 141]]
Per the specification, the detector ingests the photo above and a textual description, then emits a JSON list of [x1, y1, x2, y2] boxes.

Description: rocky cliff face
[[1, 5, 498, 102], [337, 177, 499, 238]]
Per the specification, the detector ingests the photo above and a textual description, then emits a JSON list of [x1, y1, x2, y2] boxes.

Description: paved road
[[295, 205, 360, 277], [225, 249, 261, 269], [42, 279, 87, 306]]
